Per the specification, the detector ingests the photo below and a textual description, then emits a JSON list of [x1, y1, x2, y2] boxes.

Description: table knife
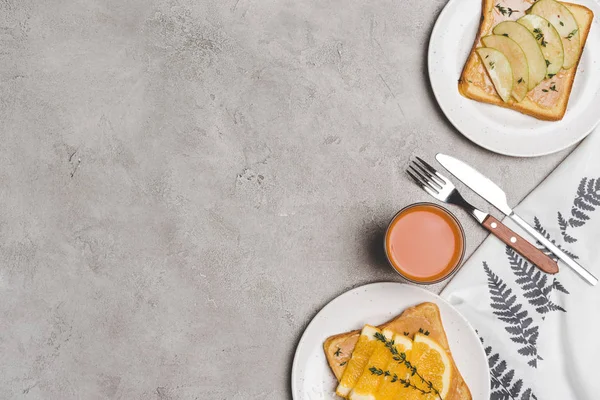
[[436, 153, 598, 286]]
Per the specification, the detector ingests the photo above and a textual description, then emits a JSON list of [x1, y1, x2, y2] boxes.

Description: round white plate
[[291, 282, 490, 399], [428, 0, 600, 157]]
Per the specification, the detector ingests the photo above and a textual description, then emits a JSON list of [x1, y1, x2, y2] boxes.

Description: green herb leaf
[[560, 21, 564, 26], [545, 59, 551, 67], [567, 28, 578, 40], [339, 361, 347, 366], [542, 89, 549, 92], [369, 366, 383, 375], [517, 77, 524, 84], [533, 28, 548, 46], [334, 347, 342, 357], [495, 3, 518, 16]]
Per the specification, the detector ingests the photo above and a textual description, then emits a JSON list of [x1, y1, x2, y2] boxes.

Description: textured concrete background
[[0, 0, 573, 398]]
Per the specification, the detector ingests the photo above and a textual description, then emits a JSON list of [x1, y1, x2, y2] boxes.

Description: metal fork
[[407, 157, 559, 274]]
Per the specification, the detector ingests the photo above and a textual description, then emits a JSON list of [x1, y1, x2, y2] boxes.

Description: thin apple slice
[[482, 35, 528, 102], [518, 14, 564, 77], [493, 21, 547, 90], [528, 0, 581, 69], [476, 48, 513, 103]]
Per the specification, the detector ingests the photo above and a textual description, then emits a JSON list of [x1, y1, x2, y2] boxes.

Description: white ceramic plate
[[291, 282, 490, 400], [428, 0, 600, 157]]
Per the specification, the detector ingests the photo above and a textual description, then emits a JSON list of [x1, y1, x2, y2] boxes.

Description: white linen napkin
[[440, 130, 600, 400]]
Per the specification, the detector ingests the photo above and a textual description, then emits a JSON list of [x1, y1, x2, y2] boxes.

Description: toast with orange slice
[[458, 0, 593, 120], [323, 302, 471, 400]]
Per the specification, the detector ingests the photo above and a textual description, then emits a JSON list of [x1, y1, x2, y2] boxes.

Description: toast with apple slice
[[458, 0, 593, 121], [323, 302, 471, 400]]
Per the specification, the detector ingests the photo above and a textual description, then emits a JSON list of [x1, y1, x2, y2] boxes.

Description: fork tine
[[411, 160, 443, 190], [415, 157, 447, 184], [407, 170, 425, 188], [422, 182, 440, 198], [408, 166, 439, 193], [407, 170, 440, 198], [406, 169, 427, 189]]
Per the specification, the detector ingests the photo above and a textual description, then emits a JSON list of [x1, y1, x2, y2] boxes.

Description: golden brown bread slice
[[323, 302, 471, 400], [458, 0, 593, 121]]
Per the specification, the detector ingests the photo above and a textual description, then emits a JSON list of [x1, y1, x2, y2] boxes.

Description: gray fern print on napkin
[[482, 337, 538, 400], [505, 247, 567, 314], [479, 175, 599, 383], [484, 263, 542, 368], [557, 177, 600, 243], [533, 217, 578, 260]]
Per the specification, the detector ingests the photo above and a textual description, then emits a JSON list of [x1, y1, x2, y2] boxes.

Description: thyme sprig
[[495, 3, 519, 16], [567, 29, 578, 40], [369, 367, 438, 396], [373, 332, 442, 399]]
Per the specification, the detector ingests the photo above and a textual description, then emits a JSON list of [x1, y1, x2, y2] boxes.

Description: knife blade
[[436, 153, 598, 286]]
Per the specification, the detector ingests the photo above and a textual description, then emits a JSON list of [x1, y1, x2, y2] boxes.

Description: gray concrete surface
[[0, 0, 573, 398]]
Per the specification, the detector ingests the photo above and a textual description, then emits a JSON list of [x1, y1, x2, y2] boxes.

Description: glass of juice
[[384, 202, 465, 284]]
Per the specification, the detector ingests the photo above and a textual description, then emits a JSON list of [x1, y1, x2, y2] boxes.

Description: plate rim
[[290, 281, 491, 399], [427, 0, 600, 157]]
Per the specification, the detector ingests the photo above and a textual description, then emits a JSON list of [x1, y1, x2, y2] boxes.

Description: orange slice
[[336, 325, 381, 398], [349, 329, 395, 400], [408, 333, 452, 399], [376, 333, 415, 400]]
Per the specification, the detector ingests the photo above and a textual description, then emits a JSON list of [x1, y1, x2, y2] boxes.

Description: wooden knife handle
[[482, 215, 559, 274]]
